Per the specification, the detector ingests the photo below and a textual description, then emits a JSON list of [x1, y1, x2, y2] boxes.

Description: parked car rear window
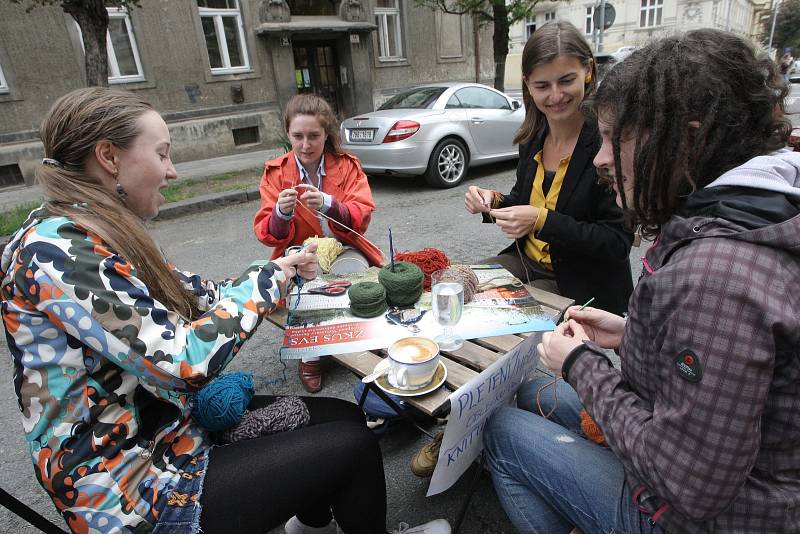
[[379, 87, 447, 110], [452, 87, 511, 110]]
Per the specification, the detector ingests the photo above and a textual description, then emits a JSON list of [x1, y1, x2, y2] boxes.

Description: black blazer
[[491, 122, 634, 315]]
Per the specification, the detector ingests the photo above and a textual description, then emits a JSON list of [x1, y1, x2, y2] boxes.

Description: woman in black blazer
[[465, 21, 633, 314]]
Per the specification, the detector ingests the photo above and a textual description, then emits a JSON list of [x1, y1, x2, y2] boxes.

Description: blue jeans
[[483, 376, 666, 534]]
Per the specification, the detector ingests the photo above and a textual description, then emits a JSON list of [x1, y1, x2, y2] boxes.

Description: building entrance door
[[293, 41, 341, 115]]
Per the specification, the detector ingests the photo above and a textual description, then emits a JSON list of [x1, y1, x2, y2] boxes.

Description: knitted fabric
[[580, 409, 606, 446], [216, 396, 310, 444]]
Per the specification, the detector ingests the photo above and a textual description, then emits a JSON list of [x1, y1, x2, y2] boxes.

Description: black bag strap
[[0, 486, 67, 533]]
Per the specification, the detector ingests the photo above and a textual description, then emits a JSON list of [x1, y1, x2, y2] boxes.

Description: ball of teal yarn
[[192, 372, 254, 432], [379, 262, 424, 306]]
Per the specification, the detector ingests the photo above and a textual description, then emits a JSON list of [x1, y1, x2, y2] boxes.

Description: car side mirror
[[511, 100, 521, 110]]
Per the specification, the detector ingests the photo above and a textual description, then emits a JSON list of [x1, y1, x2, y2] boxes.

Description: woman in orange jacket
[[253, 93, 381, 392]]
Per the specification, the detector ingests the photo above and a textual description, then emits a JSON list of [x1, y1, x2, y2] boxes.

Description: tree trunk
[[492, 0, 510, 92], [62, 0, 110, 87]]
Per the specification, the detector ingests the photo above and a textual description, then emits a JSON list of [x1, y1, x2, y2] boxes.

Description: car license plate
[[349, 129, 374, 142]]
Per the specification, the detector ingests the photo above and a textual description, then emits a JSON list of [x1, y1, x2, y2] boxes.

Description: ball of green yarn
[[351, 300, 388, 318], [379, 262, 424, 306], [348, 282, 388, 318]]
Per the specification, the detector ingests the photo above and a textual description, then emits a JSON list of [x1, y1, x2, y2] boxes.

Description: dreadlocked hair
[[589, 29, 791, 239]]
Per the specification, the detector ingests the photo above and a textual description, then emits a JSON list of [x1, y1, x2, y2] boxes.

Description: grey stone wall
[[0, 0, 281, 184], [0, 0, 496, 186]]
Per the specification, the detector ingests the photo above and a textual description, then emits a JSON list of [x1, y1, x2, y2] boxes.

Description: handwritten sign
[[427, 334, 542, 496]]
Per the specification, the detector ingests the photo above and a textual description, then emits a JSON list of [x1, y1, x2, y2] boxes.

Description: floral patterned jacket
[[0, 214, 284, 533]]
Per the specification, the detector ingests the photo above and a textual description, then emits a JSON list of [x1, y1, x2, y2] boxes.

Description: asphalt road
[[0, 160, 644, 533]]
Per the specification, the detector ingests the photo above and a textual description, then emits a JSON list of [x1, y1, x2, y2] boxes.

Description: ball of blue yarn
[[191, 372, 254, 432]]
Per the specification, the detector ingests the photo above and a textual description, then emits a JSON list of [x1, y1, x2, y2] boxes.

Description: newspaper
[[279, 265, 557, 360]]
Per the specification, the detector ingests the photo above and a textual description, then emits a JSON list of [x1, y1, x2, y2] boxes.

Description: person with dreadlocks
[[463, 21, 634, 315], [484, 29, 800, 532]]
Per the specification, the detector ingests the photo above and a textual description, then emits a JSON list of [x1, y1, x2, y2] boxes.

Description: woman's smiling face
[[524, 55, 591, 124]]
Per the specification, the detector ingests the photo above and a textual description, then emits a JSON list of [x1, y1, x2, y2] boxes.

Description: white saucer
[[373, 360, 447, 397]]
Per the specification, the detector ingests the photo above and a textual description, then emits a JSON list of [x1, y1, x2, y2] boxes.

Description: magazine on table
[[279, 265, 557, 360]]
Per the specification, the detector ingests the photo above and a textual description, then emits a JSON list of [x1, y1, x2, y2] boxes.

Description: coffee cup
[[387, 337, 440, 390]]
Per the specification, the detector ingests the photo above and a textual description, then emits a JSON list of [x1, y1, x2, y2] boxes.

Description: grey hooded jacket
[[563, 151, 800, 533]]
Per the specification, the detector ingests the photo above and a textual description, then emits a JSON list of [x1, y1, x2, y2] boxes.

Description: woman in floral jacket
[[0, 87, 432, 534]]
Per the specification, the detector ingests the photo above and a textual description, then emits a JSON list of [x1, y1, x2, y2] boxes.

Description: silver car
[[340, 83, 524, 188]]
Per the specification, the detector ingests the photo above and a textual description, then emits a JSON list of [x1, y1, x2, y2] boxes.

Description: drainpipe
[[473, 13, 480, 83]]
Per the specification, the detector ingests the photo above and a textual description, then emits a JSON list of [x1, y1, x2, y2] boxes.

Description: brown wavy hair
[[589, 29, 791, 239], [514, 21, 597, 146], [36, 87, 200, 320], [284, 93, 343, 155]]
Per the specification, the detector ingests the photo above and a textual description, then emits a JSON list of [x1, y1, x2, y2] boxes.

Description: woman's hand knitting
[[272, 243, 319, 294], [277, 187, 298, 216], [489, 205, 540, 239], [537, 319, 588, 374], [563, 306, 625, 349], [465, 186, 495, 214], [296, 184, 325, 211]]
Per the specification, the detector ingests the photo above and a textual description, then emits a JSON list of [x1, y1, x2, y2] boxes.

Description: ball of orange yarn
[[580, 409, 606, 446], [393, 248, 450, 290]]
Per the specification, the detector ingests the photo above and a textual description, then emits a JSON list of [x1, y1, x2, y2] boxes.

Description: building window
[[106, 8, 144, 83], [375, 0, 404, 60], [585, 6, 595, 34], [640, 0, 663, 27], [288, 0, 339, 15], [525, 17, 536, 40], [0, 164, 24, 188], [197, 0, 250, 74], [544, 11, 556, 23], [0, 62, 8, 94]]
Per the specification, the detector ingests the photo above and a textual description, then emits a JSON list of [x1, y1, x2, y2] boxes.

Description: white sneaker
[[285, 515, 339, 534], [390, 519, 451, 534]]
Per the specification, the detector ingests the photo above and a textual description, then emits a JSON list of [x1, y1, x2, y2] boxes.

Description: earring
[[585, 73, 593, 84], [112, 170, 128, 200]]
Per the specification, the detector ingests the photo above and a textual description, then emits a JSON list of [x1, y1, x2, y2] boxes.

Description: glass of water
[[430, 269, 464, 351]]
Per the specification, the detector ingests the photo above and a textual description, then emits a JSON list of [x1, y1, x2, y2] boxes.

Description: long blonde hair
[[514, 21, 597, 146], [284, 93, 343, 154], [37, 87, 200, 319]]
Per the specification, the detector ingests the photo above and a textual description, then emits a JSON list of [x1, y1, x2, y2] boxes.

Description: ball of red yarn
[[393, 248, 450, 290]]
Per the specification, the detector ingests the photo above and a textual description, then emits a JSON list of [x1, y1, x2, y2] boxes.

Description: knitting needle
[[556, 297, 595, 324], [388, 227, 395, 272]]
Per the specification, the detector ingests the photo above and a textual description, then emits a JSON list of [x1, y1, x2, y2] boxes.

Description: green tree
[[763, 0, 800, 54], [414, 0, 541, 92], [11, 0, 142, 87]]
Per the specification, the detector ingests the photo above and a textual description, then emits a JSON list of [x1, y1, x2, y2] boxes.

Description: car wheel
[[424, 138, 468, 188]]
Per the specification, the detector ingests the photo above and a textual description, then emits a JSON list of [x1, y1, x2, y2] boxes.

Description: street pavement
[[0, 148, 282, 214]]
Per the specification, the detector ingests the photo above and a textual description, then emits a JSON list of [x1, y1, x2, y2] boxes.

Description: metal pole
[[598, 0, 606, 53], [473, 13, 480, 83], [768, 0, 780, 57]]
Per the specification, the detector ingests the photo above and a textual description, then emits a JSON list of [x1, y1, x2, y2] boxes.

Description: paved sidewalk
[[0, 148, 280, 214]]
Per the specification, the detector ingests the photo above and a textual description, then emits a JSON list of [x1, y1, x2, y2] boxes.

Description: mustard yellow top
[[523, 150, 571, 270]]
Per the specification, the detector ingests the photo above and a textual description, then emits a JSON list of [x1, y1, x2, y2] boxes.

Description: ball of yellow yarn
[[302, 237, 344, 273]]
